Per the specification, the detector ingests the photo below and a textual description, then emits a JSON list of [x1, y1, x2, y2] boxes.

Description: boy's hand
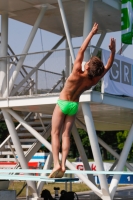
[[91, 23, 98, 35], [109, 38, 116, 53]]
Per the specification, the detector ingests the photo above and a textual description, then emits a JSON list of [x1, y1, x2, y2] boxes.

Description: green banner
[[121, 0, 133, 44]]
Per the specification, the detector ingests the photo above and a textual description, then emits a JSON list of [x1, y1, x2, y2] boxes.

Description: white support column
[[4, 5, 48, 97], [82, 103, 111, 200], [6, 108, 102, 198], [57, 0, 75, 63], [65, 40, 71, 78], [72, 123, 95, 184], [109, 123, 133, 199], [0, 14, 8, 97], [83, 0, 93, 62], [2, 109, 38, 197]]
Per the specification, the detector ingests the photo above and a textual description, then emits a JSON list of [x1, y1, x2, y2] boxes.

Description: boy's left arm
[[91, 38, 115, 85], [102, 38, 116, 76]]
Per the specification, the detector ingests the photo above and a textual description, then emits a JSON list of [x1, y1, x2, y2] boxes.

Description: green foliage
[[69, 128, 93, 159], [0, 122, 9, 142], [117, 130, 128, 146], [97, 131, 117, 148], [96, 131, 118, 160], [93, 80, 101, 92], [116, 130, 133, 160], [77, 128, 90, 147], [0, 122, 7, 133], [97, 50, 102, 59]]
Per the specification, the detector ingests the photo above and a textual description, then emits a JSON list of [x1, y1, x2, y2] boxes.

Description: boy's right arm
[[73, 23, 98, 73]]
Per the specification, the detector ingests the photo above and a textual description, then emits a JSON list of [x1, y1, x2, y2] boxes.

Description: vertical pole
[[83, 0, 93, 62], [57, 0, 75, 63], [110, 123, 133, 199], [0, 14, 8, 97], [101, 78, 104, 93], [4, 5, 47, 97], [82, 103, 111, 199], [35, 70, 38, 94], [2, 109, 38, 196], [69, 54, 72, 74], [65, 40, 70, 78], [70, 174, 72, 191], [29, 79, 34, 95]]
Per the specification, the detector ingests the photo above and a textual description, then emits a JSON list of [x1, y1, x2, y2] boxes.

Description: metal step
[[19, 139, 37, 142], [17, 132, 42, 137], [5, 145, 32, 149], [0, 151, 27, 155], [19, 127, 45, 131], [0, 158, 17, 161], [27, 121, 51, 125]]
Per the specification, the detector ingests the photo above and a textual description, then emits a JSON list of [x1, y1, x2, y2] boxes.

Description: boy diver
[[49, 23, 116, 178]]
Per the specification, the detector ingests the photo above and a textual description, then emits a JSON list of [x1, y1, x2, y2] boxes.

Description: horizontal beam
[[0, 91, 133, 110], [0, 174, 79, 182], [1, 169, 133, 175]]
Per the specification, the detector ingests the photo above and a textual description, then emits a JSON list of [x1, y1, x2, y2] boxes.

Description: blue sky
[[5, 18, 132, 59], [0, 17, 132, 60]]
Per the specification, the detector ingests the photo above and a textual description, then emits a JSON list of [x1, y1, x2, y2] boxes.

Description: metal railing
[[5, 48, 69, 97], [0, 45, 102, 98]]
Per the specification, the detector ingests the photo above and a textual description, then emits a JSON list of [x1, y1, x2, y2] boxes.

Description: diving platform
[[1, 91, 133, 131]]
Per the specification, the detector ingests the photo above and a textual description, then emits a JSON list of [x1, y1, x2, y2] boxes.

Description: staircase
[[0, 113, 52, 169]]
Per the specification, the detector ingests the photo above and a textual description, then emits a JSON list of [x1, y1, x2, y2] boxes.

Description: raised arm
[[102, 38, 116, 76], [73, 23, 98, 72]]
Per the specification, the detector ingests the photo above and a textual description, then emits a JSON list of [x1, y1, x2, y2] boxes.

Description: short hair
[[88, 56, 104, 79]]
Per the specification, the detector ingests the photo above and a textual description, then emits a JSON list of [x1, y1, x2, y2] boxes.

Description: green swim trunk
[[57, 99, 79, 116]]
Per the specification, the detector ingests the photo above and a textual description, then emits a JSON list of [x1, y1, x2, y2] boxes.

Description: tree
[[0, 122, 9, 143], [117, 130, 133, 160], [69, 128, 93, 159]]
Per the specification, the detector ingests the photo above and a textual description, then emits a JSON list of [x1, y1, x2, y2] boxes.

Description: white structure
[[0, 0, 133, 200]]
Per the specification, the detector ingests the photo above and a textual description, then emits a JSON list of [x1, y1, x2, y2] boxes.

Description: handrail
[[0, 45, 102, 60]]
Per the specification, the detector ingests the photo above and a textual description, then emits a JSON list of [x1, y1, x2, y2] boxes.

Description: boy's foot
[[48, 168, 60, 178], [55, 169, 65, 178]]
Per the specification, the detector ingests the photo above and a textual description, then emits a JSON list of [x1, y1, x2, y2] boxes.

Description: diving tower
[[0, 1, 133, 200]]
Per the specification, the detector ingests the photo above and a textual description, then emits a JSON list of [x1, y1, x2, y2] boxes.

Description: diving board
[[1, 169, 133, 175], [0, 174, 79, 182]]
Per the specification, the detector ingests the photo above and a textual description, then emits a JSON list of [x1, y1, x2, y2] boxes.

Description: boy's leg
[[49, 104, 66, 178], [61, 114, 76, 172]]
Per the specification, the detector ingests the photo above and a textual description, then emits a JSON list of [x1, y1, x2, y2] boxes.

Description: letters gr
[[109, 59, 132, 86]]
